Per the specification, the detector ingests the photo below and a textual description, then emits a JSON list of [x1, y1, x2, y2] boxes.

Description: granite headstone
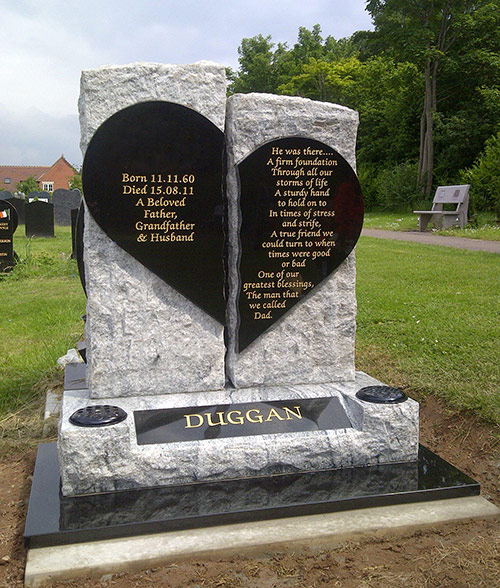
[[5, 197, 25, 224], [57, 63, 419, 498], [0, 200, 17, 271], [25, 200, 55, 237], [53, 189, 82, 226]]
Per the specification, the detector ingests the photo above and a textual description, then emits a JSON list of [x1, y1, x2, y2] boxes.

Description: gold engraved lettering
[[206, 411, 228, 427], [283, 406, 302, 420], [246, 143, 339, 321], [122, 170, 197, 245], [246, 409, 263, 423], [184, 413, 203, 428], [226, 410, 245, 425], [265, 407, 285, 422]]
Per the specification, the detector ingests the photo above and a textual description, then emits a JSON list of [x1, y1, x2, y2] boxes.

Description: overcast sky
[[1, 0, 372, 167]]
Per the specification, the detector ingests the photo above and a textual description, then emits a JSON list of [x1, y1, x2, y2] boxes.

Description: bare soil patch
[[0, 395, 498, 588]]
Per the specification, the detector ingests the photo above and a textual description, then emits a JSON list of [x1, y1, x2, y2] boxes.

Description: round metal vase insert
[[356, 386, 408, 404], [69, 405, 128, 427]]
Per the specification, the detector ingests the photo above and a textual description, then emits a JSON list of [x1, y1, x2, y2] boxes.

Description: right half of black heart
[[237, 137, 364, 352]]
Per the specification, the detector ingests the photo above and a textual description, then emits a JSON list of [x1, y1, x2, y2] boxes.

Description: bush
[[461, 132, 500, 218], [357, 162, 381, 210], [377, 161, 422, 211]]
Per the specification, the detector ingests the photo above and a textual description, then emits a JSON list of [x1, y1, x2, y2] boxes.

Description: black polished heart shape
[[237, 137, 363, 351], [82, 101, 225, 324]]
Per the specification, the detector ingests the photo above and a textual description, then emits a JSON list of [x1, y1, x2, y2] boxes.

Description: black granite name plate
[[0, 200, 17, 271], [237, 137, 364, 350], [134, 397, 352, 445], [82, 101, 225, 323]]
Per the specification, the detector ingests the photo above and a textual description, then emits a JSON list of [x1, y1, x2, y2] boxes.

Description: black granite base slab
[[24, 443, 479, 549]]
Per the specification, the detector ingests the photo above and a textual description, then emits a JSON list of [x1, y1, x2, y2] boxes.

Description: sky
[[1, 0, 373, 168]]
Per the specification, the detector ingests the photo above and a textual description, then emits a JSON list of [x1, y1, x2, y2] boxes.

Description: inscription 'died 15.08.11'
[[237, 137, 363, 351]]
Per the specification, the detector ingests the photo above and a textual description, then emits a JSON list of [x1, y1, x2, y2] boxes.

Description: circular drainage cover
[[69, 405, 128, 427], [356, 386, 408, 404]]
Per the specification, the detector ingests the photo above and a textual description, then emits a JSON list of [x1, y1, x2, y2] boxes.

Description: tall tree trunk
[[418, 56, 439, 198]]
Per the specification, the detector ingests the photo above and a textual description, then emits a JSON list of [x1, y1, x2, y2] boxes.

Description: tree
[[366, 0, 478, 197], [433, 1, 500, 182], [16, 176, 38, 197], [228, 34, 279, 94], [461, 131, 500, 217], [69, 171, 82, 192]]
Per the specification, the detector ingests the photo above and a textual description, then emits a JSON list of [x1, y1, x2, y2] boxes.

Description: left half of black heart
[[82, 101, 225, 324]]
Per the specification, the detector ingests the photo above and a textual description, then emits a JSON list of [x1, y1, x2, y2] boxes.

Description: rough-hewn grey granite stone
[[58, 372, 419, 496], [225, 93, 360, 389], [79, 62, 226, 397]]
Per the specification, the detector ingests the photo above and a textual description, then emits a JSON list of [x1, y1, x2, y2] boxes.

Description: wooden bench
[[413, 185, 470, 232]]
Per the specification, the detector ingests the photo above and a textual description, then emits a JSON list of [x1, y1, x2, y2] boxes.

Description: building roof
[[37, 155, 75, 182], [0, 155, 76, 193], [0, 165, 50, 192]]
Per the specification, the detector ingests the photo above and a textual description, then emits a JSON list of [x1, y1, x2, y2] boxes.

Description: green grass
[[0, 226, 498, 425], [355, 237, 500, 423], [364, 211, 500, 240], [0, 226, 86, 413]]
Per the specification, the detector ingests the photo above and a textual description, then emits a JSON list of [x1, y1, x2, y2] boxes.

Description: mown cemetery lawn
[[0, 226, 498, 424], [356, 236, 499, 423], [364, 211, 500, 241], [0, 226, 86, 413]]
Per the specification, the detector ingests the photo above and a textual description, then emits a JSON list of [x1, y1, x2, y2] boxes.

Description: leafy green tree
[[69, 171, 82, 192], [433, 1, 500, 183], [461, 131, 500, 217], [16, 176, 38, 197], [229, 34, 280, 94], [366, 0, 479, 197]]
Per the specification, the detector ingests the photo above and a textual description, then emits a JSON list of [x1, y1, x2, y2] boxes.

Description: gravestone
[[5, 197, 25, 224], [0, 190, 12, 200], [0, 200, 17, 271], [75, 62, 227, 399], [53, 189, 82, 226], [225, 95, 362, 386], [57, 62, 419, 497], [25, 199, 55, 237]]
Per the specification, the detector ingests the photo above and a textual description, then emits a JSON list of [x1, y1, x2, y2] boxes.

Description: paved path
[[361, 228, 500, 253]]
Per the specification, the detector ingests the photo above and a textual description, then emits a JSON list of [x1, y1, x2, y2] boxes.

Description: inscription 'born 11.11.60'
[[237, 137, 363, 351]]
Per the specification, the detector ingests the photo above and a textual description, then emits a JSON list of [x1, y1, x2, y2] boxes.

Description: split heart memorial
[[24, 63, 480, 551]]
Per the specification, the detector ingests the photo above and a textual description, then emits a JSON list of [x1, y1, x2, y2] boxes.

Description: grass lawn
[[364, 211, 500, 241], [0, 226, 86, 413], [355, 236, 499, 423], [0, 225, 498, 425]]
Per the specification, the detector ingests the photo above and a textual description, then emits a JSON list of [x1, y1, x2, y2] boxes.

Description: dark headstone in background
[[0, 200, 18, 271], [5, 197, 25, 224], [53, 189, 82, 226], [0, 191, 13, 200], [25, 200, 55, 237]]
